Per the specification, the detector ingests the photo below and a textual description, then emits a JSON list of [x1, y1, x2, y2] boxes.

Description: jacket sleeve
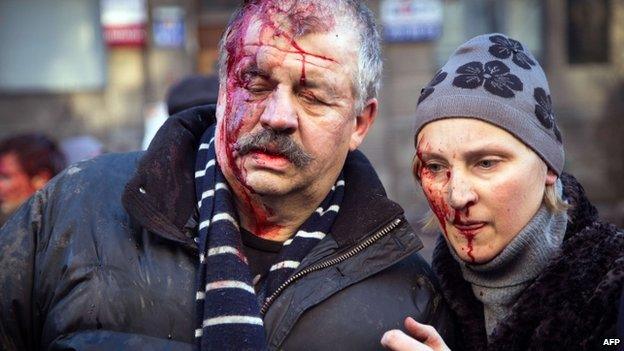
[[424, 278, 460, 351], [0, 190, 46, 351]]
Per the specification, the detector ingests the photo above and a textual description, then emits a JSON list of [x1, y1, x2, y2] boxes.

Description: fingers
[[381, 329, 433, 351], [403, 317, 450, 351]]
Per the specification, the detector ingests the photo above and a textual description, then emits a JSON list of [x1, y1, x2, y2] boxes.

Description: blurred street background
[[1, 0, 622, 260]]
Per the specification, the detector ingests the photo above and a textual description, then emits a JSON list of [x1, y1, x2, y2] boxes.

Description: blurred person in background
[[166, 74, 219, 116], [141, 74, 219, 149], [381, 34, 623, 351], [0, 133, 66, 227]]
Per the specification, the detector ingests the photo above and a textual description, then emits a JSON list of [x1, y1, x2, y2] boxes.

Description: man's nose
[[259, 87, 298, 134], [447, 171, 478, 210]]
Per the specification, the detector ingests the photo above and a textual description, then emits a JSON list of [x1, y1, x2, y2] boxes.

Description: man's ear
[[349, 98, 378, 150]]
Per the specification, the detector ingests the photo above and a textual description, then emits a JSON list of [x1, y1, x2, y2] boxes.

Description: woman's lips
[[452, 221, 486, 231]]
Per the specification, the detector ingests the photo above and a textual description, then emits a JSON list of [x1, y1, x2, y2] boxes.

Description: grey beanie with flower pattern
[[413, 33, 565, 175]]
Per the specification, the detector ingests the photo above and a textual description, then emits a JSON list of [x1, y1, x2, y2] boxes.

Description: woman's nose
[[447, 172, 478, 210], [259, 88, 298, 134]]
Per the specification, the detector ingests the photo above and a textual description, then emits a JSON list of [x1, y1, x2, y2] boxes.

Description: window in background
[[567, 0, 610, 64], [436, 0, 543, 66], [0, 0, 106, 92], [197, 1, 238, 75], [200, 0, 238, 12]]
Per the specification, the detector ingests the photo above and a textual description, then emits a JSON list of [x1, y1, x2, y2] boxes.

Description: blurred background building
[[0, 0, 622, 259]]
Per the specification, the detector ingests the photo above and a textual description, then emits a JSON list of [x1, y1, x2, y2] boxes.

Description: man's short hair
[[218, 0, 382, 112], [0, 133, 67, 179]]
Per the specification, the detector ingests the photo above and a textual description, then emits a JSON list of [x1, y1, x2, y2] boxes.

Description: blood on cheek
[[416, 144, 451, 238], [416, 144, 477, 262]]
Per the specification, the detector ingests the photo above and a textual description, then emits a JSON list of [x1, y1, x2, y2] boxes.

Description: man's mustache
[[234, 129, 313, 168]]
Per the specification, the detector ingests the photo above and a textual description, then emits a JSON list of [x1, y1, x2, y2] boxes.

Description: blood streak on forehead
[[244, 1, 338, 86]]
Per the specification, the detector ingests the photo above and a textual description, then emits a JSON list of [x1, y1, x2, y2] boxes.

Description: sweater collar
[[122, 105, 405, 250], [455, 180, 568, 288], [455, 199, 568, 337]]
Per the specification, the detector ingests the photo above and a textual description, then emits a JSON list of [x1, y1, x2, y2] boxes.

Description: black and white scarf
[[193, 126, 344, 350]]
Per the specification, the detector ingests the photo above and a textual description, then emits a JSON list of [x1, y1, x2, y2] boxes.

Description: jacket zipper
[[260, 217, 402, 315]]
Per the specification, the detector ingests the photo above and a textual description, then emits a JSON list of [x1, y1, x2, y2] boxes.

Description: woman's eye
[[424, 163, 444, 173], [476, 159, 498, 169]]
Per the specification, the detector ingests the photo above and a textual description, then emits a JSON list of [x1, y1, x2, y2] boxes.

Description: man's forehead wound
[[255, 0, 337, 34], [228, 1, 340, 54], [279, 2, 336, 36]]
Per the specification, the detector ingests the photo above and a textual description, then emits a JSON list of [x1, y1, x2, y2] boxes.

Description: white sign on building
[[100, 0, 147, 46]]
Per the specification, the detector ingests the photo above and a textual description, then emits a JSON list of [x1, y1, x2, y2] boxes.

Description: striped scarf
[[193, 126, 344, 350]]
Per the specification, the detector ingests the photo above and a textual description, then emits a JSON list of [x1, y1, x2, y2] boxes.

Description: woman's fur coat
[[433, 173, 624, 351]]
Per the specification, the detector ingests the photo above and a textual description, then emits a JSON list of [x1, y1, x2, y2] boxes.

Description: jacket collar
[[122, 105, 405, 250], [559, 172, 599, 238], [122, 105, 216, 250], [332, 150, 405, 246]]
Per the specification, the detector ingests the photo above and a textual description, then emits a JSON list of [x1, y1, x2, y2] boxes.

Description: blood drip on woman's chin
[[457, 231, 477, 263], [453, 209, 477, 263], [464, 234, 477, 263]]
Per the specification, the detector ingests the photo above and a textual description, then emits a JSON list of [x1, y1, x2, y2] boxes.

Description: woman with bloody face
[[381, 34, 624, 351]]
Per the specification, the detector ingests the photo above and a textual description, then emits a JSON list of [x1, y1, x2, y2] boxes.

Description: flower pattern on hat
[[553, 125, 562, 143], [452, 60, 523, 98], [418, 70, 447, 105], [534, 87, 562, 143], [488, 35, 536, 70]]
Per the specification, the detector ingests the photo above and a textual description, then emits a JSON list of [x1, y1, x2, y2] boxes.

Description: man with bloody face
[[214, 0, 371, 244], [0, 1, 453, 350]]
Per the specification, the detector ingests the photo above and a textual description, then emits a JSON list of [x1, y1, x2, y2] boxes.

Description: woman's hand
[[380, 317, 451, 351]]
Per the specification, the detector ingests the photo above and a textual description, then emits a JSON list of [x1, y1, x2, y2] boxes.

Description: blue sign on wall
[[153, 6, 185, 48]]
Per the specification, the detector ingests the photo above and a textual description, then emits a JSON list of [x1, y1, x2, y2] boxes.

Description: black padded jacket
[[0, 105, 454, 350]]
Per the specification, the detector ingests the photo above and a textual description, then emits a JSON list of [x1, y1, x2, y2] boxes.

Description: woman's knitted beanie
[[413, 33, 565, 175]]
